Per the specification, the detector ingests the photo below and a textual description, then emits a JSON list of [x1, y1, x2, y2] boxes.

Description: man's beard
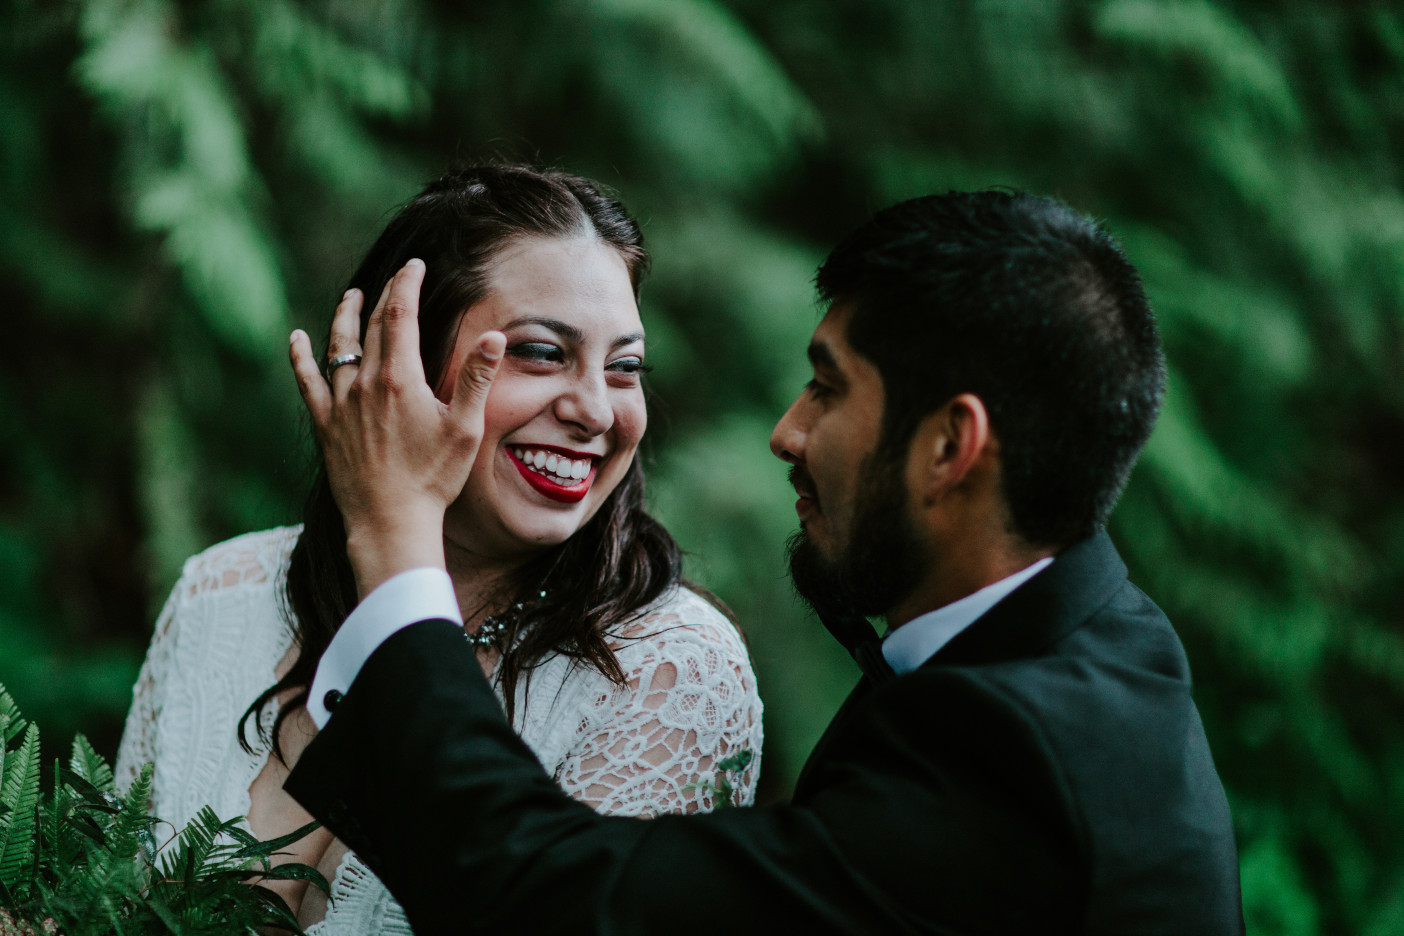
[[786, 452, 928, 623]]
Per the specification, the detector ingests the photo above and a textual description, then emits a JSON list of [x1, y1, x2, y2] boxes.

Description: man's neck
[[884, 539, 1059, 629]]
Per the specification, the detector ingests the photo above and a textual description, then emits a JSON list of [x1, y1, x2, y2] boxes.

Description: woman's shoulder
[[174, 525, 303, 599], [607, 583, 750, 662]]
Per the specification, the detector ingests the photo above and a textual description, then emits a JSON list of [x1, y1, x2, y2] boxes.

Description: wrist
[[343, 504, 448, 600]]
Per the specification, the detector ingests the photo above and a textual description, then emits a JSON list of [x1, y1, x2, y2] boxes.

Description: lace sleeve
[[113, 581, 182, 794], [112, 526, 300, 798], [552, 589, 763, 817]]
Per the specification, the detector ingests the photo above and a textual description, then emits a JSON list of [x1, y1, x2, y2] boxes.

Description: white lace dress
[[114, 526, 763, 934]]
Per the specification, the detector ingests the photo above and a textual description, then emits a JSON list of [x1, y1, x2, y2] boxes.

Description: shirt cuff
[[306, 568, 462, 729]]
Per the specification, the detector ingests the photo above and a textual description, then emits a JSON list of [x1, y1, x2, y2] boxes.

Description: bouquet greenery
[[0, 684, 326, 935]]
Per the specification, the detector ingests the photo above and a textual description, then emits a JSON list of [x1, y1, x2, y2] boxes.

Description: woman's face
[[437, 235, 647, 564]]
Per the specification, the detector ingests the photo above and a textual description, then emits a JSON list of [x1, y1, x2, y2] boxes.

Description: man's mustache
[[788, 465, 816, 500]]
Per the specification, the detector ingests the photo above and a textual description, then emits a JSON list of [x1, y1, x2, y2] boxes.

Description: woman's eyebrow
[[502, 316, 584, 343], [502, 316, 643, 350]]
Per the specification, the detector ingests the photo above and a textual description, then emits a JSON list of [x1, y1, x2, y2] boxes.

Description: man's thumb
[[451, 331, 506, 421]]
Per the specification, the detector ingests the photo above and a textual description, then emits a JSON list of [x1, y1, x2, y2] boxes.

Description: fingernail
[[289, 329, 302, 345], [342, 289, 355, 301], [406, 258, 425, 270]]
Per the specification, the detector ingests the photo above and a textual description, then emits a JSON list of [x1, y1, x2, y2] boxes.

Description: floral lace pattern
[[114, 527, 763, 934]]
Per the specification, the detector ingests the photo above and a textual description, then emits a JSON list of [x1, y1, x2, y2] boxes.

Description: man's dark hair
[[816, 190, 1165, 548]]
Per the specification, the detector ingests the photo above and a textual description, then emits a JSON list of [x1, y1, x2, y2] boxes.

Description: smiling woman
[[111, 167, 763, 934], [437, 236, 648, 551]]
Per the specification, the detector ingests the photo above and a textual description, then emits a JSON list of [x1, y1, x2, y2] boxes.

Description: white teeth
[[513, 448, 594, 486]]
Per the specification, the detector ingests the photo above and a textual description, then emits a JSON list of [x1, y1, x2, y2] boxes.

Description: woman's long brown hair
[[239, 165, 686, 760]]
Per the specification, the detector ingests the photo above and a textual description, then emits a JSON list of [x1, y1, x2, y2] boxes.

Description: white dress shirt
[[881, 557, 1053, 675], [306, 568, 461, 728]]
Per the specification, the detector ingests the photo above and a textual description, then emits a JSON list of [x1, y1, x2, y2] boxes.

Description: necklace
[[463, 589, 548, 649], [463, 613, 510, 648]]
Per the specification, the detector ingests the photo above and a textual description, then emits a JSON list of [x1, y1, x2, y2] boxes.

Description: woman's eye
[[508, 342, 564, 363], [608, 356, 652, 375]]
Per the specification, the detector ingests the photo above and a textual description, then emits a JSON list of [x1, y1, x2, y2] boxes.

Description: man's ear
[[910, 393, 993, 504]]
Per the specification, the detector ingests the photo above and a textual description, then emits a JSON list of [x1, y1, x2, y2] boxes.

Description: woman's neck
[[443, 534, 532, 633]]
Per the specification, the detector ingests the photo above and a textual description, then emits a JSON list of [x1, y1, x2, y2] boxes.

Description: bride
[[114, 166, 763, 932]]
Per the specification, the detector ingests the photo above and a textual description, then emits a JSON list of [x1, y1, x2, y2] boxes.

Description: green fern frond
[[717, 749, 754, 773], [108, 762, 154, 865], [0, 723, 41, 897], [0, 684, 27, 745], [70, 761, 154, 917], [229, 819, 320, 864], [69, 735, 116, 795], [0, 689, 328, 933], [0, 724, 40, 909]]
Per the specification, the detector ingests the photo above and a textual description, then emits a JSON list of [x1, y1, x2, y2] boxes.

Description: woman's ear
[[909, 393, 993, 505]]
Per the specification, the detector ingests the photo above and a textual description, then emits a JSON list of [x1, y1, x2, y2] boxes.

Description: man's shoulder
[[982, 577, 1193, 712], [909, 578, 1200, 785], [874, 581, 1240, 929]]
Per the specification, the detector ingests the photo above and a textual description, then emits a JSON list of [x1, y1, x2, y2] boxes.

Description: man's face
[[770, 304, 928, 620]]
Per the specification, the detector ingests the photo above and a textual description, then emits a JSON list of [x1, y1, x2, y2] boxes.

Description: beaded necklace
[[463, 589, 548, 649]]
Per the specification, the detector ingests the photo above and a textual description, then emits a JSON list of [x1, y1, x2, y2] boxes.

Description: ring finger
[[326, 289, 365, 396]]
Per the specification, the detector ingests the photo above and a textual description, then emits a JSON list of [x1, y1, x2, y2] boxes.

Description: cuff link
[[323, 689, 344, 712]]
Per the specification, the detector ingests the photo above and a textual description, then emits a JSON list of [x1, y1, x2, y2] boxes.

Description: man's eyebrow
[[502, 317, 643, 350], [807, 340, 839, 372]]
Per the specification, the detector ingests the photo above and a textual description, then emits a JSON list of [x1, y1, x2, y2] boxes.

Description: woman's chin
[[446, 502, 590, 558], [445, 472, 617, 561]]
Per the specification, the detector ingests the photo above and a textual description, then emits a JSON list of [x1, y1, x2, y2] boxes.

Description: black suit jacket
[[286, 532, 1243, 934]]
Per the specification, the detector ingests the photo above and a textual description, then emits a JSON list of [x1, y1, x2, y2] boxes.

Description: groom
[[284, 191, 1244, 934]]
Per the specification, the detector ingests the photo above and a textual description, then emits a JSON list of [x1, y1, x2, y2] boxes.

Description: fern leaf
[[0, 723, 40, 895], [185, 806, 222, 871], [0, 683, 26, 745], [65, 762, 153, 928], [241, 882, 305, 933], [230, 819, 320, 861], [250, 860, 330, 895], [82, 762, 153, 900], [107, 762, 153, 864], [717, 749, 753, 773], [69, 734, 116, 795], [57, 767, 119, 814], [156, 805, 220, 890]]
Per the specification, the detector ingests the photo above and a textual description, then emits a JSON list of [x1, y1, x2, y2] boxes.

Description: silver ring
[[325, 353, 362, 380]]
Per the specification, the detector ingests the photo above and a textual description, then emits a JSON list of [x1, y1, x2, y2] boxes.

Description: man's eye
[[608, 356, 652, 375], [508, 342, 564, 363], [805, 378, 831, 398]]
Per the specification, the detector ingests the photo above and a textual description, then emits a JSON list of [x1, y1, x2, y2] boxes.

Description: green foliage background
[[2, 1, 1401, 932]]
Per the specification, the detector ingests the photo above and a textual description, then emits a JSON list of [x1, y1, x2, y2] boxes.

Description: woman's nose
[[555, 373, 614, 436]]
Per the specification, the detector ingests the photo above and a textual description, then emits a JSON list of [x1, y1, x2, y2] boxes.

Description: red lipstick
[[509, 447, 598, 504]]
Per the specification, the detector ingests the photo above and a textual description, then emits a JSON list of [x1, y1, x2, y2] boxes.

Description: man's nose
[[556, 373, 614, 436], [770, 397, 805, 464]]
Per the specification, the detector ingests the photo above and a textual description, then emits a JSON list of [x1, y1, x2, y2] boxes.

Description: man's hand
[[288, 259, 505, 598]]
